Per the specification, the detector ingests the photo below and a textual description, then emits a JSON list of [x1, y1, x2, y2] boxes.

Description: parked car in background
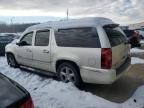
[[0, 33, 21, 39], [123, 30, 141, 48], [135, 28, 144, 39], [0, 34, 19, 56], [0, 72, 34, 108], [5, 17, 131, 87]]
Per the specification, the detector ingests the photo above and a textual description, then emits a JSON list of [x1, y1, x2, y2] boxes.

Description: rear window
[[55, 27, 101, 48], [104, 27, 127, 47]]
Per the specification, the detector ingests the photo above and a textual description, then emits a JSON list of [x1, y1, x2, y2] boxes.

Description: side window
[[35, 30, 50, 46], [55, 27, 101, 48], [20, 32, 33, 46]]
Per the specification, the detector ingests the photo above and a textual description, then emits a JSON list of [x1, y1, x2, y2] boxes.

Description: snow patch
[[131, 57, 144, 64], [130, 48, 144, 53], [140, 40, 144, 44], [0, 57, 144, 108]]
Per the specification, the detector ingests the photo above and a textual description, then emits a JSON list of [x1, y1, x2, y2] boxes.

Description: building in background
[[129, 22, 144, 29]]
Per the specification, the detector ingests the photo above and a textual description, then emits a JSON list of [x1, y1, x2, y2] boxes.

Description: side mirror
[[16, 41, 28, 46], [16, 42, 20, 46]]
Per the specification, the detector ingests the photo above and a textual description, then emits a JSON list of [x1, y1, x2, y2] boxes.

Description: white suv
[[5, 17, 131, 87]]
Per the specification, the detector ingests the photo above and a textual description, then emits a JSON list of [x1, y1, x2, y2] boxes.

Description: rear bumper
[[80, 57, 131, 84]]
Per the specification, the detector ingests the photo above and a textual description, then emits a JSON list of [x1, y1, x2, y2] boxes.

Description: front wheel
[[57, 62, 82, 87], [7, 54, 19, 68]]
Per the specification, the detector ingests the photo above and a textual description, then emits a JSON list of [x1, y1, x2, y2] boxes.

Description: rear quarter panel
[[51, 47, 101, 72]]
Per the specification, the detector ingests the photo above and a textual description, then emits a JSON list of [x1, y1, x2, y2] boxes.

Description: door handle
[[43, 49, 49, 53]]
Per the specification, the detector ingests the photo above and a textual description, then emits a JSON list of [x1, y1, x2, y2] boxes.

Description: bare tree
[[0, 23, 39, 33]]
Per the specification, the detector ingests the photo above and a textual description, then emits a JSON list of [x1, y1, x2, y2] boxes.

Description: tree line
[[0, 23, 39, 33]]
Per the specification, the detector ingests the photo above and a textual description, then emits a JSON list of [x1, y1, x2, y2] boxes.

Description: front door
[[16, 32, 33, 67]]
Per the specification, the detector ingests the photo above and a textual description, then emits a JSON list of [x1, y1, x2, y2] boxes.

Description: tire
[[7, 54, 19, 68], [57, 62, 82, 87]]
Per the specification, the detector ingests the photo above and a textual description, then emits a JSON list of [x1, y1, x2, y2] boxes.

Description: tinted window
[[35, 30, 50, 46], [21, 32, 33, 46], [123, 30, 134, 37], [55, 27, 101, 48], [104, 27, 127, 47]]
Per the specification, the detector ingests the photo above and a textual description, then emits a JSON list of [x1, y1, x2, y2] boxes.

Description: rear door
[[32, 29, 51, 71], [103, 26, 129, 69]]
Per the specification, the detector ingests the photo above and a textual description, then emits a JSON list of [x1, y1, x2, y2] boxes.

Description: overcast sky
[[0, 0, 144, 25]]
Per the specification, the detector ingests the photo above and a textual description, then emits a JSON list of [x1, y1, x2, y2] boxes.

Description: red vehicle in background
[[123, 30, 141, 48]]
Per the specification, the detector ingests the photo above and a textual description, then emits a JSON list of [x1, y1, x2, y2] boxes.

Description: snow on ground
[[130, 48, 144, 53], [131, 57, 144, 64], [130, 48, 144, 64], [0, 56, 144, 108], [140, 40, 144, 44]]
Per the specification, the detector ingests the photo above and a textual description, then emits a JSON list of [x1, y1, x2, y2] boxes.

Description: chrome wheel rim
[[60, 67, 76, 83]]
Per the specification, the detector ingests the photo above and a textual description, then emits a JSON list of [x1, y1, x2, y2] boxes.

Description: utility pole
[[10, 17, 15, 33], [67, 8, 69, 20]]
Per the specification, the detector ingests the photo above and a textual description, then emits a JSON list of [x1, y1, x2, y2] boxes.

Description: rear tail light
[[20, 97, 34, 108], [101, 48, 112, 69]]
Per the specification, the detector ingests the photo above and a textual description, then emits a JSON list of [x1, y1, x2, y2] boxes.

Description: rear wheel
[[7, 54, 19, 68], [57, 62, 82, 87]]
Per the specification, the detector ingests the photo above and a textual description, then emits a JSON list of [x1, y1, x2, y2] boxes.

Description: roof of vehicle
[[24, 17, 116, 33]]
